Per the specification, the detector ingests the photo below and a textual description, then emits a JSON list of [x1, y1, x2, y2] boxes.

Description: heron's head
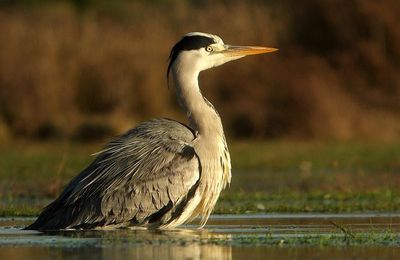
[[167, 32, 277, 79]]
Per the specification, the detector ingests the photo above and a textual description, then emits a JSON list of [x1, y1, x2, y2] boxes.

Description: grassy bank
[[1, 189, 399, 217], [0, 140, 399, 216]]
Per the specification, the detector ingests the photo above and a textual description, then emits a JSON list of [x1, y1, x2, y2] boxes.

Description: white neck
[[171, 61, 223, 138]]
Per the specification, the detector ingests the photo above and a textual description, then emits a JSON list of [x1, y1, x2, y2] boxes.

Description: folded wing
[[26, 119, 200, 230]]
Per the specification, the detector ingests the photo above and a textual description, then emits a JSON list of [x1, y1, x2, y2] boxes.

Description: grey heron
[[26, 32, 277, 230]]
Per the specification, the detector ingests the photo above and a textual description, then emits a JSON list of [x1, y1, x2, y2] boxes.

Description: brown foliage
[[0, 1, 399, 141]]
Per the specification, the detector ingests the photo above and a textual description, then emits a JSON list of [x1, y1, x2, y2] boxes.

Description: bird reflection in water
[[42, 228, 232, 260]]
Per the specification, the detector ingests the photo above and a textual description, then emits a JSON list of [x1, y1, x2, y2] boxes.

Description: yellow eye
[[206, 46, 213, 52]]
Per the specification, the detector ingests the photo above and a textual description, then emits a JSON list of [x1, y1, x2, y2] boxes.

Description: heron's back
[[26, 118, 203, 230]]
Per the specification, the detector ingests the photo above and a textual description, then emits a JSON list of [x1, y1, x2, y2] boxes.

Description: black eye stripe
[[172, 36, 216, 52], [167, 35, 216, 80]]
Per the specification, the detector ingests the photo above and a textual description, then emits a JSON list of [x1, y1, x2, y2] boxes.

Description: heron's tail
[[24, 200, 69, 230]]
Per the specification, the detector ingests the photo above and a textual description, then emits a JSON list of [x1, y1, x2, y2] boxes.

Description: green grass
[[231, 140, 400, 172], [0, 140, 399, 216], [2, 189, 399, 217], [216, 190, 400, 214]]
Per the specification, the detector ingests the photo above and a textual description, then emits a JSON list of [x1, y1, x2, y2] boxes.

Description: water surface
[[1, 213, 399, 260]]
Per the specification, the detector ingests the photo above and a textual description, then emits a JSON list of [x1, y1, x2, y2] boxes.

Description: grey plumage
[[27, 119, 201, 230], [26, 32, 276, 230]]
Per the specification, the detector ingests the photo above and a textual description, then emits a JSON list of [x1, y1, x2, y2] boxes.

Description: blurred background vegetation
[[0, 0, 399, 142]]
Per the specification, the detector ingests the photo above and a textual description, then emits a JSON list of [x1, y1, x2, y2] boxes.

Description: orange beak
[[223, 45, 278, 57], [222, 45, 278, 56]]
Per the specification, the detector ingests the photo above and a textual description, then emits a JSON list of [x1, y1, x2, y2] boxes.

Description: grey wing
[[26, 119, 200, 230]]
